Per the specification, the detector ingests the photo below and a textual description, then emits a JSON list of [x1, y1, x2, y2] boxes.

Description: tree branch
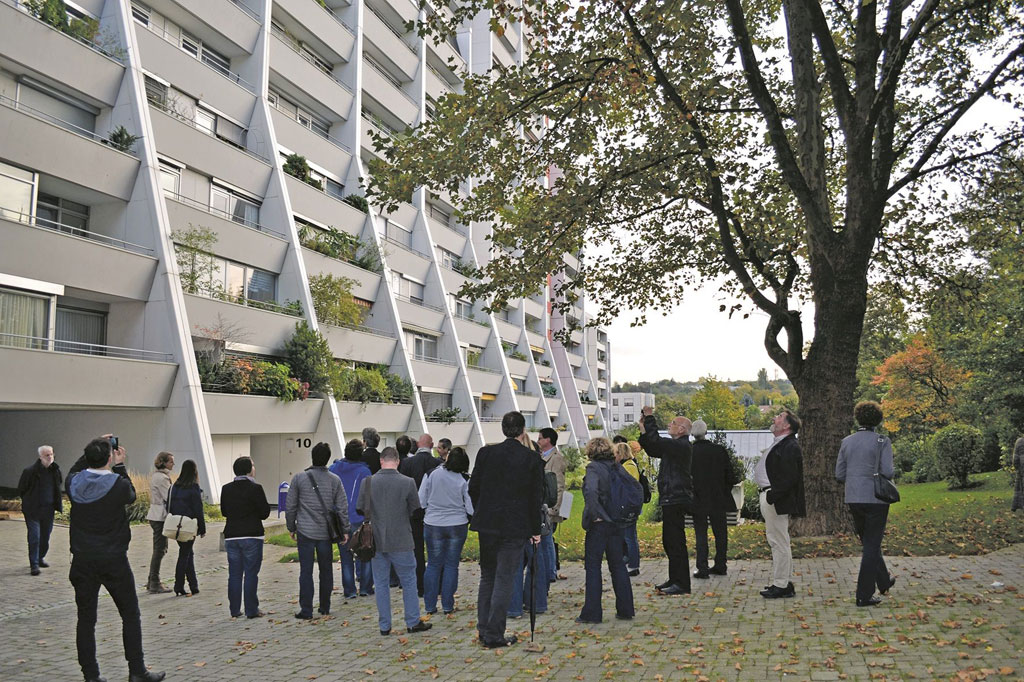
[[870, 0, 941, 130], [796, 0, 854, 136]]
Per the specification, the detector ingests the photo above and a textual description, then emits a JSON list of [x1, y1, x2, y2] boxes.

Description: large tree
[[371, 1, 1024, 533]]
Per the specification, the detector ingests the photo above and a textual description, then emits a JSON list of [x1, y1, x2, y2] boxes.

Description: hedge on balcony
[[197, 354, 308, 402]]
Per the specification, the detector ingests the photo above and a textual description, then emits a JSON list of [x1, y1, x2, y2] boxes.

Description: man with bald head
[[400, 433, 441, 596], [18, 445, 63, 575], [638, 407, 695, 595]]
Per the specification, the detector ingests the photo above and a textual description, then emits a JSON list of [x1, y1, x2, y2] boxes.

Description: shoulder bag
[[162, 485, 198, 542], [347, 477, 376, 561], [307, 471, 346, 543], [872, 435, 900, 504]]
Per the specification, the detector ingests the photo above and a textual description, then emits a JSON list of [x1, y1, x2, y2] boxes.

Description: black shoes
[[246, 611, 265, 619], [30, 566, 40, 576], [615, 613, 633, 620], [857, 596, 882, 607], [760, 582, 796, 599], [658, 583, 690, 595], [84, 677, 107, 682], [380, 628, 391, 636], [575, 617, 601, 624], [38, 559, 49, 568], [693, 570, 710, 579], [627, 568, 640, 577], [879, 576, 897, 595], [407, 620, 433, 633], [294, 611, 313, 620], [482, 635, 517, 648], [709, 566, 727, 576], [129, 671, 166, 682], [655, 579, 674, 590]]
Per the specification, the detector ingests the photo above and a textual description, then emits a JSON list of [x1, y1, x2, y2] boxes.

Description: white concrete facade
[[609, 392, 655, 432], [0, 0, 609, 500]]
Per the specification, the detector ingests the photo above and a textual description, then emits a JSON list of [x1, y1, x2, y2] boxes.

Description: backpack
[[543, 470, 559, 508], [606, 462, 644, 524], [638, 469, 652, 504]]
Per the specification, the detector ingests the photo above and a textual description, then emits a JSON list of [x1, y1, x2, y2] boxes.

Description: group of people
[[18, 397, 972, 682]]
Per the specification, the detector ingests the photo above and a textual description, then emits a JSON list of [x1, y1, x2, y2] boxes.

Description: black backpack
[[638, 469, 652, 504], [543, 470, 559, 508]]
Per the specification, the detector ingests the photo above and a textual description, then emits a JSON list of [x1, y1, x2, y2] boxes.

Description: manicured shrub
[[931, 423, 984, 489]]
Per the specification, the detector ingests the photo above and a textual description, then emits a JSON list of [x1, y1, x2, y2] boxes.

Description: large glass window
[[210, 184, 260, 228], [407, 331, 439, 360], [0, 161, 36, 222], [0, 287, 49, 349], [246, 268, 275, 302], [36, 194, 89, 236], [158, 162, 180, 196], [54, 306, 106, 354]]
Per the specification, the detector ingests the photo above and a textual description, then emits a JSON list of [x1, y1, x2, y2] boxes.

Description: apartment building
[[0, 0, 608, 501], [609, 392, 655, 432]]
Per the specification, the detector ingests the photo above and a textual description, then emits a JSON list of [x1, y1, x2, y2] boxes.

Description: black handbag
[[307, 472, 346, 543], [872, 436, 900, 504], [347, 477, 376, 561]]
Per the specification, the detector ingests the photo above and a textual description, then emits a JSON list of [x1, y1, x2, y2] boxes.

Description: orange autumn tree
[[871, 336, 970, 436]]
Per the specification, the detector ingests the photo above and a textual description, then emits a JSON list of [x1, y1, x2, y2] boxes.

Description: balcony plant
[[283, 153, 322, 190], [107, 125, 141, 153], [308, 273, 367, 327], [284, 321, 333, 393], [331, 364, 390, 403], [427, 406, 462, 424], [465, 349, 482, 367], [172, 225, 221, 296], [385, 368, 414, 404], [509, 350, 529, 362], [452, 258, 477, 278], [196, 354, 307, 402], [542, 383, 558, 397], [342, 194, 369, 213]]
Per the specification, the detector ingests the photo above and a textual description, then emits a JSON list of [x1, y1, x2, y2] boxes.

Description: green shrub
[[562, 445, 583, 472], [428, 407, 462, 424], [107, 125, 140, 153], [741, 479, 763, 521], [910, 446, 943, 483], [332, 365, 390, 403], [172, 225, 219, 295], [308, 273, 366, 327], [342, 194, 369, 213], [565, 468, 584, 491], [931, 423, 984, 489], [284, 321, 333, 393], [283, 153, 311, 182], [385, 370, 413, 403]]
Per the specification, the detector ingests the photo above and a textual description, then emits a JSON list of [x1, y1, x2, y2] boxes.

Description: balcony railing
[[412, 353, 457, 366], [361, 113, 395, 139], [427, 66, 456, 93], [364, 56, 418, 109], [0, 332, 173, 361], [229, 0, 260, 21], [163, 190, 286, 239], [313, 0, 356, 36], [367, 5, 416, 54], [268, 96, 352, 153], [148, 97, 271, 165], [0, 205, 154, 255], [6, 0, 126, 64], [270, 27, 352, 94], [466, 363, 501, 374], [0, 94, 139, 157], [136, 20, 256, 93], [325, 321, 395, 338], [394, 294, 445, 312], [454, 311, 489, 327]]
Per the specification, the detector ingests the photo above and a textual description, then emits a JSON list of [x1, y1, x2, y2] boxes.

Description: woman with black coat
[[168, 459, 206, 596]]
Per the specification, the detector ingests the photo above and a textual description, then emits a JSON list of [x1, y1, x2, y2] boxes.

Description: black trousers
[[661, 503, 691, 591], [70, 554, 147, 679], [411, 515, 426, 596], [477, 533, 527, 645], [692, 509, 728, 571], [849, 503, 891, 600]]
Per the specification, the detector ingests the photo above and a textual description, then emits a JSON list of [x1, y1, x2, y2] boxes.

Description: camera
[[109, 436, 119, 451]]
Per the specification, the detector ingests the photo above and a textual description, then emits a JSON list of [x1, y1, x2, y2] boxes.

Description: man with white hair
[[18, 445, 63, 575], [689, 420, 737, 579]]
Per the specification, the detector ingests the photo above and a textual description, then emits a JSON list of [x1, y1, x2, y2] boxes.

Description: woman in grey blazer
[[835, 401, 897, 607]]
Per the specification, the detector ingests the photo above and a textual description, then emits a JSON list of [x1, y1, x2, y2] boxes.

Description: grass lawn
[[267, 471, 1023, 563]]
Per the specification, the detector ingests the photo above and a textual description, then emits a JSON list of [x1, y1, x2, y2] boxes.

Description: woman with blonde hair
[[577, 437, 636, 623], [146, 451, 175, 593]]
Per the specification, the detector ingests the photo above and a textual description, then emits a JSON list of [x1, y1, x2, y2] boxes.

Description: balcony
[[495, 319, 520, 344], [426, 66, 457, 102], [0, 212, 158, 301], [535, 363, 553, 380], [321, 323, 396, 365], [135, 21, 257, 122], [383, 239, 432, 282], [567, 351, 584, 368], [270, 31, 354, 119], [411, 356, 458, 390], [269, 106, 352, 179], [300, 248, 381, 300], [492, 31, 516, 70], [150, 106, 271, 197], [362, 57, 418, 126], [526, 328, 546, 351], [184, 294, 302, 353], [363, 6, 418, 80], [438, 264, 471, 295], [582, 403, 598, 416], [576, 378, 592, 395], [0, 339, 176, 409], [284, 175, 364, 231], [467, 366, 502, 394], [164, 192, 288, 273], [523, 297, 544, 320], [517, 394, 540, 413], [376, 0, 419, 33], [544, 396, 563, 414], [432, 220, 468, 257], [173, 0, 261, 54], [505, 356, 531, 377], [425, 420, 473, 446], [204, 393, 325, 435], [480, 421, 505, 445], [0, 0, 125, 106], [274, 0, 356, 64], [337, 400, 413, 433], [427, 35, 465, 73], [395, 297, 445, 331], [453, 316, 490, 348]]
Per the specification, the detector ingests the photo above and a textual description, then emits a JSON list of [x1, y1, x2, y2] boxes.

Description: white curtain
[[0, 288, 48, 349]]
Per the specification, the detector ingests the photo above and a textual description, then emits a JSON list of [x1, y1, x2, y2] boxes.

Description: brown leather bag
[[346, 477, 375, 561]]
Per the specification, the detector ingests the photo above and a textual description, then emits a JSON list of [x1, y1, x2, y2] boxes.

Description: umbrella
[[529, 541, 538, 643]]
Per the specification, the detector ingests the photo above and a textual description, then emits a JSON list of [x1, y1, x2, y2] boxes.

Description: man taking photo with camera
[[66, 435, 165, 682]]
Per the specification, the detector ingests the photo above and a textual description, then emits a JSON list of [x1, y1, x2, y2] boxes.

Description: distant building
[[609, 392, 655, 431]]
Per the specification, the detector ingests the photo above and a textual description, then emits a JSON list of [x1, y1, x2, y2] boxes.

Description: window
[[195, 106, 216, 136], [451, 296, 472, 319], [131, 2, 150, 25], [36, 194, 89, 236], [0, 287, 50, 349], [612, 398, 618, 406], [201, 46, 232, 77], [144, 76, 167, 107], [391, 272, 424, 303], [158, 162, 180, 196], [171, 242, 277, 304], [269, 89, 332, 140], [624, 413, 634, 422], [54, 306, 106, 354], [210, 184, 260, 228], [0, 160, 36, 222], [180, 31, 201, 58], [463, 345, 483, 366], [406, 331, 438, 361], [438, 248, 460, 270], [420, 390, 452, 413], [382, 219, 412, 247], [427, 202, 451, 226], [624, 400, 634, 407]]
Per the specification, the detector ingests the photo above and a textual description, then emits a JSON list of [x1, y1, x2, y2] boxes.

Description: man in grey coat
[[286, 442, 348, 619], [357, 447, 433, 636]]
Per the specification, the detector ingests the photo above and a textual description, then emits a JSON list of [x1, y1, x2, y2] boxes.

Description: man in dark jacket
[[18, 445, 62, 575], [399, 433, 441, 596], [67, 437, 164, 682], [638, 406, 694, 595], [754, 410, 806, 599], [362, 427, 382, 474], [689, 420, 737, 579], [469, 411, 545, 649], [221, 456, 271, 619]]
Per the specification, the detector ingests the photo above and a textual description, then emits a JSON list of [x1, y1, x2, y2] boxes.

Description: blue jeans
[[225, 538, 263, 617], [370, 551, 420, 631], [623, 521, 640, 571], [297, 534, 334, 616], [339, 543, 373, 597], [25, 509, 54, 568], [508, 536, 550, 616], [423, 523, 468, 613], [579, 522, 634, 622]]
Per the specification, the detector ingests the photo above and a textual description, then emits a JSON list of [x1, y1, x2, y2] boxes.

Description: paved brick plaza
[[0, 519, 1021, 681]]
